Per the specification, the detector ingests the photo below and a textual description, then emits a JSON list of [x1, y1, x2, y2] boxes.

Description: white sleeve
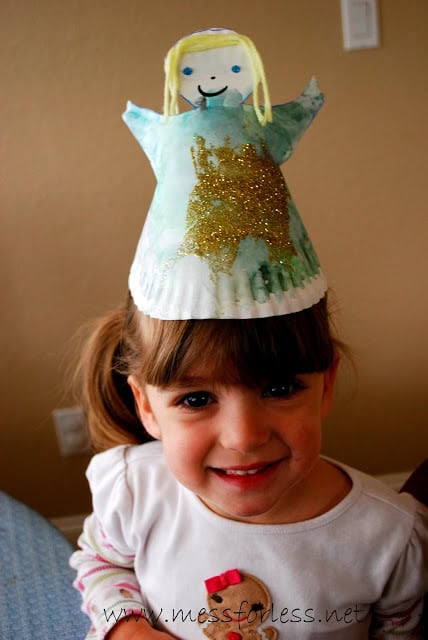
[[70, 446, 148, 639], [369, 500, 428, 638]]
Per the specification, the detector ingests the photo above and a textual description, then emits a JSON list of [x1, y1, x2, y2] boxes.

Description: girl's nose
[[218, 400, 270, 452]]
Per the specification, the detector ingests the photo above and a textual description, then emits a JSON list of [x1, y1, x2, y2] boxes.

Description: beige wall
[[2, 0, 427, 518]]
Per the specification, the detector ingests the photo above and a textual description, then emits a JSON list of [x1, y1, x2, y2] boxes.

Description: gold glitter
[[178, 136, 294, 274]]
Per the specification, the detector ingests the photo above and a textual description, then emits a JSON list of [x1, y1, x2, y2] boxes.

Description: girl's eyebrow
[[162, 375, 213, 390]]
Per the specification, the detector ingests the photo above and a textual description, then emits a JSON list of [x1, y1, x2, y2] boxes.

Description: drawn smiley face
[[179, 44, 253, 107]]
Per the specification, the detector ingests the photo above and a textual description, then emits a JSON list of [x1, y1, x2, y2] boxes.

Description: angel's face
[[179, 44, 253, 107]]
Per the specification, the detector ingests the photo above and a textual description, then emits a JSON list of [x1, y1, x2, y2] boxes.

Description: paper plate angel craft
[[123, 28, 327, 319]]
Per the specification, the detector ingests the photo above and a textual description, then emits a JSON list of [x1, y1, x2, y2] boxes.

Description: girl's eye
[[231, 65, 241, 73], [182, 67, 193, 76], [179, 392, 213, 409], [262, 379, 305, 399]]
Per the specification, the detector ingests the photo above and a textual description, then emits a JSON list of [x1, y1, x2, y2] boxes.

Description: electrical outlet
[[52, 407, 92, 457]]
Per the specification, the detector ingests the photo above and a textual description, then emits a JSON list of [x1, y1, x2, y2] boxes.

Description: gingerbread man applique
[[198, 569, 278, 640]]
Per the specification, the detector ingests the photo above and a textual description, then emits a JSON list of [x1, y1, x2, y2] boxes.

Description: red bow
[[205, 569, 242, 594]]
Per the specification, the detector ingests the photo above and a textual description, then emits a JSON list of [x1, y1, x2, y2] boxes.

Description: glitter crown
[[123, 29, 327, 319]]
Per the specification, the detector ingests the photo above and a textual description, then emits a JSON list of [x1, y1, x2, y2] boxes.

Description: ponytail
[[78, 296, 153, 451]]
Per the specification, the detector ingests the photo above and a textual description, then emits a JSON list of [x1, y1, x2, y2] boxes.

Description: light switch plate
[[341, 0, 380, 51]]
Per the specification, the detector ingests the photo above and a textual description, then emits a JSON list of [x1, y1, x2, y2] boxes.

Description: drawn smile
[[198, 85, 228, 97]]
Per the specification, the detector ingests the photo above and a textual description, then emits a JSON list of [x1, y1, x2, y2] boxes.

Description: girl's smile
[[129, 359, 350, 525], [208, 457, 286, 493]]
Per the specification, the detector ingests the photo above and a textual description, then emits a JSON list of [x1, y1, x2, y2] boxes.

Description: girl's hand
[[106, 617, 177, 640]]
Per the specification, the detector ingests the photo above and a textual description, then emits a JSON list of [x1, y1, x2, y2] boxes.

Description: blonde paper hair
[[163, 30, 272, 125]]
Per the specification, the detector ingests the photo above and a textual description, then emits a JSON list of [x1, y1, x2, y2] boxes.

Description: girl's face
[[179, 44, 253, 106], [129, 360, 339, 525]]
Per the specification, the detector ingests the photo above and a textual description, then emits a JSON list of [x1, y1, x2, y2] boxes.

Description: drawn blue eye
[[182, 67, 193, 76], [231, 65, 241, 73]]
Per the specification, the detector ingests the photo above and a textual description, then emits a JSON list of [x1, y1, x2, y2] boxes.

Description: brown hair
[[78, 292, 343, 451]]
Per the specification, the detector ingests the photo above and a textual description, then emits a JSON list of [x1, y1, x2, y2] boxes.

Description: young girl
[[71, 29, 427, 640]]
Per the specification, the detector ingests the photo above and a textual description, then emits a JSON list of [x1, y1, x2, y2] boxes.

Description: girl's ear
[[321, 354, 340, 419], [127, 376, 162, 440]]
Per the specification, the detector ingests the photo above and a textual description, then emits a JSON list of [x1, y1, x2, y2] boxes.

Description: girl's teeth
[[224, 467, 263, 476]]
